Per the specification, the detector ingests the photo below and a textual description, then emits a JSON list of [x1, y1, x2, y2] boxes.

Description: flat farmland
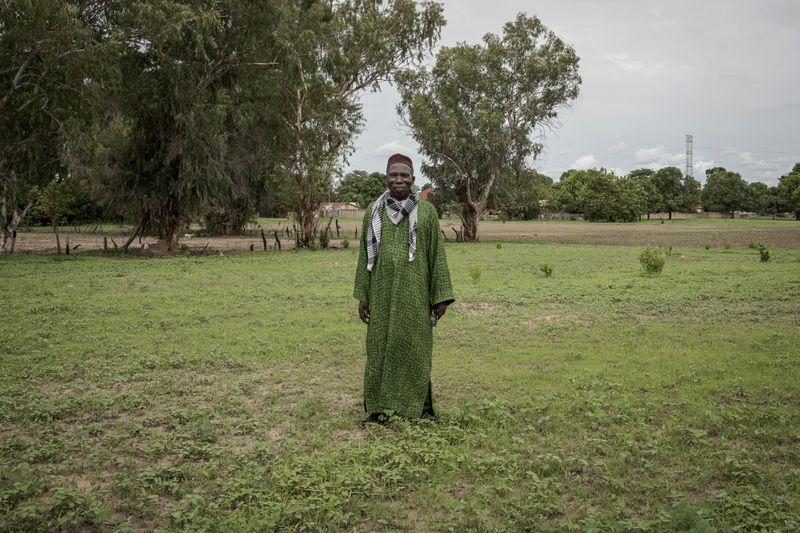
[[1, 241, 799, 530], [8, 217, 800, 253]]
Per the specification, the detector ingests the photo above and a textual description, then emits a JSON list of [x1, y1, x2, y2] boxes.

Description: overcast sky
[[345, 0, 800, 186]]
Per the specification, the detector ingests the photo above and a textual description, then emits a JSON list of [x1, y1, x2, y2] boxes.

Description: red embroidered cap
[[386, 153, 414, 174]]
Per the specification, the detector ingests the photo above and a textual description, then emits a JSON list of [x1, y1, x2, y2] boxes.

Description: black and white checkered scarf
[[366, 189, 418, 272]]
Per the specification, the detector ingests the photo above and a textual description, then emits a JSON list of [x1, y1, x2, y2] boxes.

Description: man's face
[[386, 166, 414, 200]]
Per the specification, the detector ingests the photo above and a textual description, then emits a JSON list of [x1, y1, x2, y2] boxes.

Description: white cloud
[[736, 152, 773, 170], [571, 154, 600, 169], [374, 140, 415, 155], [633, 146, 684, 168], [605, 53, 664, 76], [610, 141, 628, 152]]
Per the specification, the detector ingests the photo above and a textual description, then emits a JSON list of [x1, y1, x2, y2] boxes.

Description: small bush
[[469, 266, 481, 284], [724, 241, 732, 250], [639, 246, 665, 275], [705, 244, 711, 251], [318, 227, 331, 249], [539, 261, 553, 278], [342, 238, 350, 249], [757, 243, 770, 262], [748, 241, 759, 250], [496, 243, 502, 250]]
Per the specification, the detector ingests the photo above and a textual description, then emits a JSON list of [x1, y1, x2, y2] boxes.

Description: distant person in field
[[353, 153, 455, 423]]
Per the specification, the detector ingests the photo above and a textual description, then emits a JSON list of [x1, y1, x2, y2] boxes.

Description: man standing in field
[[353, 153, 455, 422]]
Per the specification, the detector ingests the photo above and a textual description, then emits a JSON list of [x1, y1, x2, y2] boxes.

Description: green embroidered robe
[[353, 200, 455, 418]]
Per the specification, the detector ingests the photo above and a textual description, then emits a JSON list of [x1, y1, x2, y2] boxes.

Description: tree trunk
[[8, 230, 17, 254], [668, 211, 673, 220], [123, 215, 147, 252], [460, 202, 482, 242], [795, 211, 799, 221], [296, 200, 318, 248], [1, 195, 36, 254]]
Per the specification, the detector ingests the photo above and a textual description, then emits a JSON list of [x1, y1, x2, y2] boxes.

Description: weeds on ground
[[639, 246, 665, 274]]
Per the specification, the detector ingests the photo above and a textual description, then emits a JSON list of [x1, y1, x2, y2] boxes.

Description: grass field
[[1, 241, 799, 531]]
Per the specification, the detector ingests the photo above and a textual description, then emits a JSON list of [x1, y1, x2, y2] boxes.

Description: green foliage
[[756, 243, 770, 262], [639, 246, 666, 274], [490, 169, 552, 220], [723, 241, 732, 250], [28, 178, 102, 227], [273, 0, 445, 246], [0, 464, 112, 531], [335, 170, 386, 208], [342, 238, 350, 249], [539, 261, 553, 277], [0, 0, 101, 249], [203, 201, 256, 236], [702, 168, 748, 216], [560, 169, 645, 222], [777, 167, 800, 219], [651, 166, 683, 217], [469, 266, 481, 284], [397, 13, 581, 240]]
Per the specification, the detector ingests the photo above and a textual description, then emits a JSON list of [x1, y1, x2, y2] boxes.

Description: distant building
[[419, 187, 437, 202], [318, 202, 365, 218]]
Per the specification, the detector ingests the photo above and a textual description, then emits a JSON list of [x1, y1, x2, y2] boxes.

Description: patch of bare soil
[[10, 218, 800, 253], [471, 221, 800, 248], [457, 301, 506, 315]]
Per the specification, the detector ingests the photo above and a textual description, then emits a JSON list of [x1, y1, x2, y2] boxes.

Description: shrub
[[639, 246, 665, 275], [748, 241, 759, 250], [539, 261, 553, 277], [724, 241, 732, 250], [469, 266, 481, 284], [342, 238, 350, 249], [757, 243, 770, 262], [496, 243, 502, 250], [318, 227, 331, 249], [705, 244, 711, 250]]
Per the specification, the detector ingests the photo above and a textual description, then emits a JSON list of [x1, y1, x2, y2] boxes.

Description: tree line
[[335, 163, 800, 225], [1, 0, 446, 251], [4, 2, 797, 252], [2, 2, 590, 251]]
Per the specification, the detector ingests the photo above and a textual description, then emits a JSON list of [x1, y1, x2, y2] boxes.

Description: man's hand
[[432, 302, 449, 320], [358, 300, 370, 324]]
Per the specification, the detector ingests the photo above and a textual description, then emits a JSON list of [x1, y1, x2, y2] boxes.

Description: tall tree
[[679, 174, 702, 213], [0, 0, 99, 252], [745, 181, 769, 214], [273, 0, 444, 247], [68, 1, 290, 250], [651, 166, 682, 219], [777, 163, 800, 220], [576, 169, 644, 222], [397, 13, 581, 240], [490, 169, 552, 220], [702, 167, 748, 218], [627, 168, 659, 219]]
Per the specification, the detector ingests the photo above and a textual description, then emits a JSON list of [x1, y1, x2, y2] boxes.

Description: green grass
[[1, 243, 799, 531]]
